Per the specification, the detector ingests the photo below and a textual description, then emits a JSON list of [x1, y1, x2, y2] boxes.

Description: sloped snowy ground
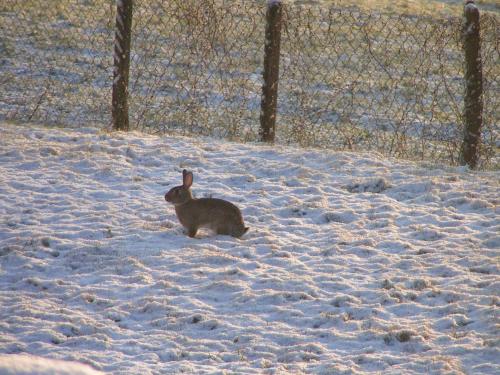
[[0, 122, 498, 374], [0, 354, 104, 375]]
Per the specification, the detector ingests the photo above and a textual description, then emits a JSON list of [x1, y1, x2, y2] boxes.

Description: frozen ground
[[0, 353, 104, 375], [0, 122, 498, 374]]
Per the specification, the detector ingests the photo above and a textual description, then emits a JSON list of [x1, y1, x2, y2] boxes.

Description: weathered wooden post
[[460, 0, 483, 168], [112, 0, 133, 131], [260, 0, 283, 143]]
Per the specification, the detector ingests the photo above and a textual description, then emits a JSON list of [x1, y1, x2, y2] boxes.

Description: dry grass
[[0, 0, 498, 168]]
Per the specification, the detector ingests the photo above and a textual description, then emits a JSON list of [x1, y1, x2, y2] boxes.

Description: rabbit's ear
[[183, 170, 193, 188]]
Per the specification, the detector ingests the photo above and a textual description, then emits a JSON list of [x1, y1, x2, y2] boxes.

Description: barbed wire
[[0, 1, 498, 167]]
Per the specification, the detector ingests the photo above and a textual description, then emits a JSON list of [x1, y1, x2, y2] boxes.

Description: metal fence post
[[260, 0, 283, 143], [460, 0, 483, 168], [112, 0, 133, 131]]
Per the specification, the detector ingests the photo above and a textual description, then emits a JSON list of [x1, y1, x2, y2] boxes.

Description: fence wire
[[0, 1, 498, 167]]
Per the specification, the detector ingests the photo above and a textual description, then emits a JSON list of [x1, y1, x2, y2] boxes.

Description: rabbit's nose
[[164, 193, 170, 202]]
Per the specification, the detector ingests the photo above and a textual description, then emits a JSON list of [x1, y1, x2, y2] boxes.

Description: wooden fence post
[[260, 0, 283, 143], [112, 0, 133, 131], [460, 0, 483, 168]]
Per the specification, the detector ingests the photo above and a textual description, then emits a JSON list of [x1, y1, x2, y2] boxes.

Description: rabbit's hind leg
[[220, 224, 248, 238]]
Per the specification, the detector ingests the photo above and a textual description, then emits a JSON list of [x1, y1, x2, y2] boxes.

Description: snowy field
[[0, 122, 498, 374]]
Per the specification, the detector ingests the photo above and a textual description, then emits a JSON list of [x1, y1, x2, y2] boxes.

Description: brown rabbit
[[165, 170, 249, 238]]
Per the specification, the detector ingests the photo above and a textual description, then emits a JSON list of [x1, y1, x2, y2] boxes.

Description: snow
[[0, 354, 103, 375], [0, 122, 499, 374]]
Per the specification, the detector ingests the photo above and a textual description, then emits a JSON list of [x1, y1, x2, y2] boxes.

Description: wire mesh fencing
[[0, 0, 115, 127], [278, 5, 498, 166], [0, 1, 498, 167]]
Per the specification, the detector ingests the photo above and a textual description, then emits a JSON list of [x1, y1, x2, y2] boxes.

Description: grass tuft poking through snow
[[0, 122, 499, 374]]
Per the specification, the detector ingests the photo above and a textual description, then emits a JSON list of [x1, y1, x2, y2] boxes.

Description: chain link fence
[[0, 0, 114, 126], [1, 1, 498, 167]]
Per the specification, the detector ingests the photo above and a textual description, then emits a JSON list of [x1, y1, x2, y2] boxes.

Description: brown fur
[[165, 170, 248, 238]]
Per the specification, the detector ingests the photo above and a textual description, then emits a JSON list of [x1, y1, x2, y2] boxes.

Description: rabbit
[[165, 169, 249, 238]]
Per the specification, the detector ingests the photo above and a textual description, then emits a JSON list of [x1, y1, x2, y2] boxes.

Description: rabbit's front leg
[[187, 226, 198, 238]]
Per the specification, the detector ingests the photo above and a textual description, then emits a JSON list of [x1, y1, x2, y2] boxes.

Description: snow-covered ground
[[0, 122, 498, 374], [0, 354, 104, 375]]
